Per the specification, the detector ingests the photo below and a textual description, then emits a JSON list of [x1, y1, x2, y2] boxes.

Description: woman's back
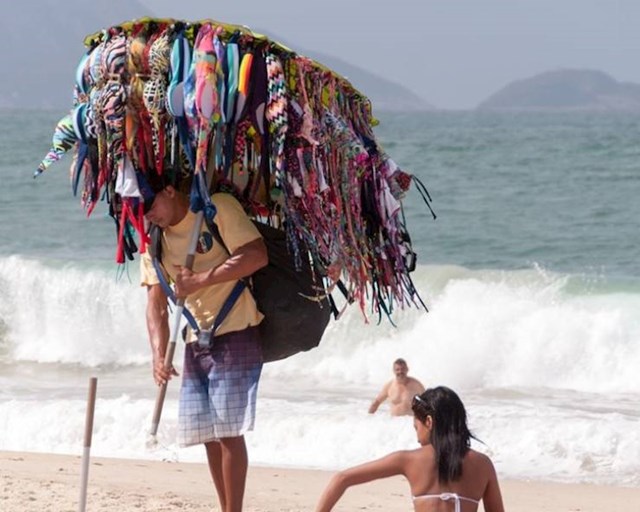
[[403, 446, 503, 512]]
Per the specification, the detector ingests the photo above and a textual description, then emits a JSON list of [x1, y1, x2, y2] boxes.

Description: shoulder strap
[[149, 224, 200, 333], [211, 218, 353, 322], [203, 214, 226, 252], [148, 223, 162, 260], [204, 216, 247, 335]]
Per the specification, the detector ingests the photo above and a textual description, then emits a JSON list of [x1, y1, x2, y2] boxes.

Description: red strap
[[115, 200, 129, 264]]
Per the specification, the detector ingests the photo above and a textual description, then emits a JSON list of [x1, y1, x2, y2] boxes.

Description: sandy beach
[[1, 451, 638, 512]]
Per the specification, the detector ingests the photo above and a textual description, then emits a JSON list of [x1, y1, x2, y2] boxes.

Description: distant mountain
[[478, 69, 640, 112], [0, 3, 433, 111], [294, 49, 433, 112], [252, 27, 433, 111]]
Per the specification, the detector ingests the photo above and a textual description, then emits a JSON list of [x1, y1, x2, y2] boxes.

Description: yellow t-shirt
[[140, 193, 264, 339]]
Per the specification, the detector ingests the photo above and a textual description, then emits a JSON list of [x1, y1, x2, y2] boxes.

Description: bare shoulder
[[402, 446, 437, 483], [396, 446, 435, 469], [467, 449, 491, 463], [407, 377, 425, 391], [465, 449, 497, 476]]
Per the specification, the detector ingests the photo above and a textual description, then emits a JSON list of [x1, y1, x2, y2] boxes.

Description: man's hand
[[173, 238, 267, 299], [368, 400, 381, 414], [152, 354, 179, 386], [369, 383, 390, 414], [173, 265, 206, 298]]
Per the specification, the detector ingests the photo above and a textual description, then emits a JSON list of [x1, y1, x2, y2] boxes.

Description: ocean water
[[0, 110, 639, 487]]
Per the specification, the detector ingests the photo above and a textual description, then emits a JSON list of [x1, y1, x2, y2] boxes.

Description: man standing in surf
[[368, 358, 425, 416], [141, 183, 268, 512]]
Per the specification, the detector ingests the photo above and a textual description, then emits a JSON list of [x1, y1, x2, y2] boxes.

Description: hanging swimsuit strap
[[412, 492, 479, 512]]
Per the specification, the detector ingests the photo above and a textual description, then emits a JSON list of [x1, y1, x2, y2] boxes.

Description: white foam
[[2, 258, 640, 395], [1, 390, 638, 486], [0, 256, 148, 366], [2, 257, 640, 485], [264, 265, 640, 395]]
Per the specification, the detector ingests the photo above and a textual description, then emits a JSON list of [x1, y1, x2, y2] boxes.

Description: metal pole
[[148, 211, 204, 444], [78, 377, 97, 512]]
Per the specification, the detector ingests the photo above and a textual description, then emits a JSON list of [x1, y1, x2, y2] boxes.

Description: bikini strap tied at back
[[412, 492, 479, 512]]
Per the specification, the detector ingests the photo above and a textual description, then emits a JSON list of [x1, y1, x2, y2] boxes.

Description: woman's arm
[[315, 452, 406, 512], [482, 460, 505, 512]]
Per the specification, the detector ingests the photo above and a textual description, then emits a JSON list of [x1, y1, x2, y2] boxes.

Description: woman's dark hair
[[411, 386, 477, 483]]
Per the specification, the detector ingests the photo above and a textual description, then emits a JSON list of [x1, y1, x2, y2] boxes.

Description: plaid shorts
[[178, 326, 263, 446]]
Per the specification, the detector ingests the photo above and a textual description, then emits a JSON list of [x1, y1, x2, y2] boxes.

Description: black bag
[[249, 222, 332, 362]]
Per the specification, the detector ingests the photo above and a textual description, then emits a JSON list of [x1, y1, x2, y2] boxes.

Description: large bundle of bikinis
[[36, 18, 435, 321]]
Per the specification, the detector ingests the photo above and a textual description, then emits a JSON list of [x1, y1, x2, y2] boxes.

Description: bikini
[[412, 492, 479, 512]]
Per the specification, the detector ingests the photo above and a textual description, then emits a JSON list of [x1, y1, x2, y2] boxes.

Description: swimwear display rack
[[35, 17, 435, 321]]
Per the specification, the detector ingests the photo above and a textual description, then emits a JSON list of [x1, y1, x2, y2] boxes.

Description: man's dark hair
[[139, 169, 184, 214], [393, 358, 407, 367]]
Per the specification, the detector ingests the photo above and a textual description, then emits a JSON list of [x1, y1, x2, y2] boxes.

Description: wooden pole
[[78, 377, 97, 512], [148, 211, 204, 445]]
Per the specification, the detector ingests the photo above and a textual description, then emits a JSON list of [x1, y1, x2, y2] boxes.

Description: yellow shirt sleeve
[[140, 248, 161, 287]]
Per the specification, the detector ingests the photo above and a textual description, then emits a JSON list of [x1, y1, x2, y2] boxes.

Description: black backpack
[[150, 220, 332, 362]]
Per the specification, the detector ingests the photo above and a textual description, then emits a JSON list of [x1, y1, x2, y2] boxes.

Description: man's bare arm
[[173, 238, 268, 298], [368, 381, 391, 414], [146, 283, 177, 385]]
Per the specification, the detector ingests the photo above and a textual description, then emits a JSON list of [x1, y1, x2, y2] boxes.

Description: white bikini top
[[412, 492, 480, 512]]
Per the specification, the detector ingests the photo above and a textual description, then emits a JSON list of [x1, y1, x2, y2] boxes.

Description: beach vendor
[[368, 358, 425, 416], [34, 19, 435, 511], [141, 183, 267, 512]]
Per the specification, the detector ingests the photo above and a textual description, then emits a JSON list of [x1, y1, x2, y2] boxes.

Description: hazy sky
[[139, 0, 640, 109]]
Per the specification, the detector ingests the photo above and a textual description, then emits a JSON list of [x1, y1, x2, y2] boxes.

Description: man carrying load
[[141, 183, 267, 512]]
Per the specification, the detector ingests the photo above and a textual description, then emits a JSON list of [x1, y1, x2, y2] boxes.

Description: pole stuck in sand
[[147, 211, 204, 448], [79, 377, 97, 512]]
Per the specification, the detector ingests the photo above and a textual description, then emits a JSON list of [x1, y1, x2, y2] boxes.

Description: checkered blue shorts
[[178, 326, 263, 446]]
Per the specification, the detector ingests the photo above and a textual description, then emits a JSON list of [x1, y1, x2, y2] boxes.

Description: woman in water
[[315, 386, 504, 511]]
